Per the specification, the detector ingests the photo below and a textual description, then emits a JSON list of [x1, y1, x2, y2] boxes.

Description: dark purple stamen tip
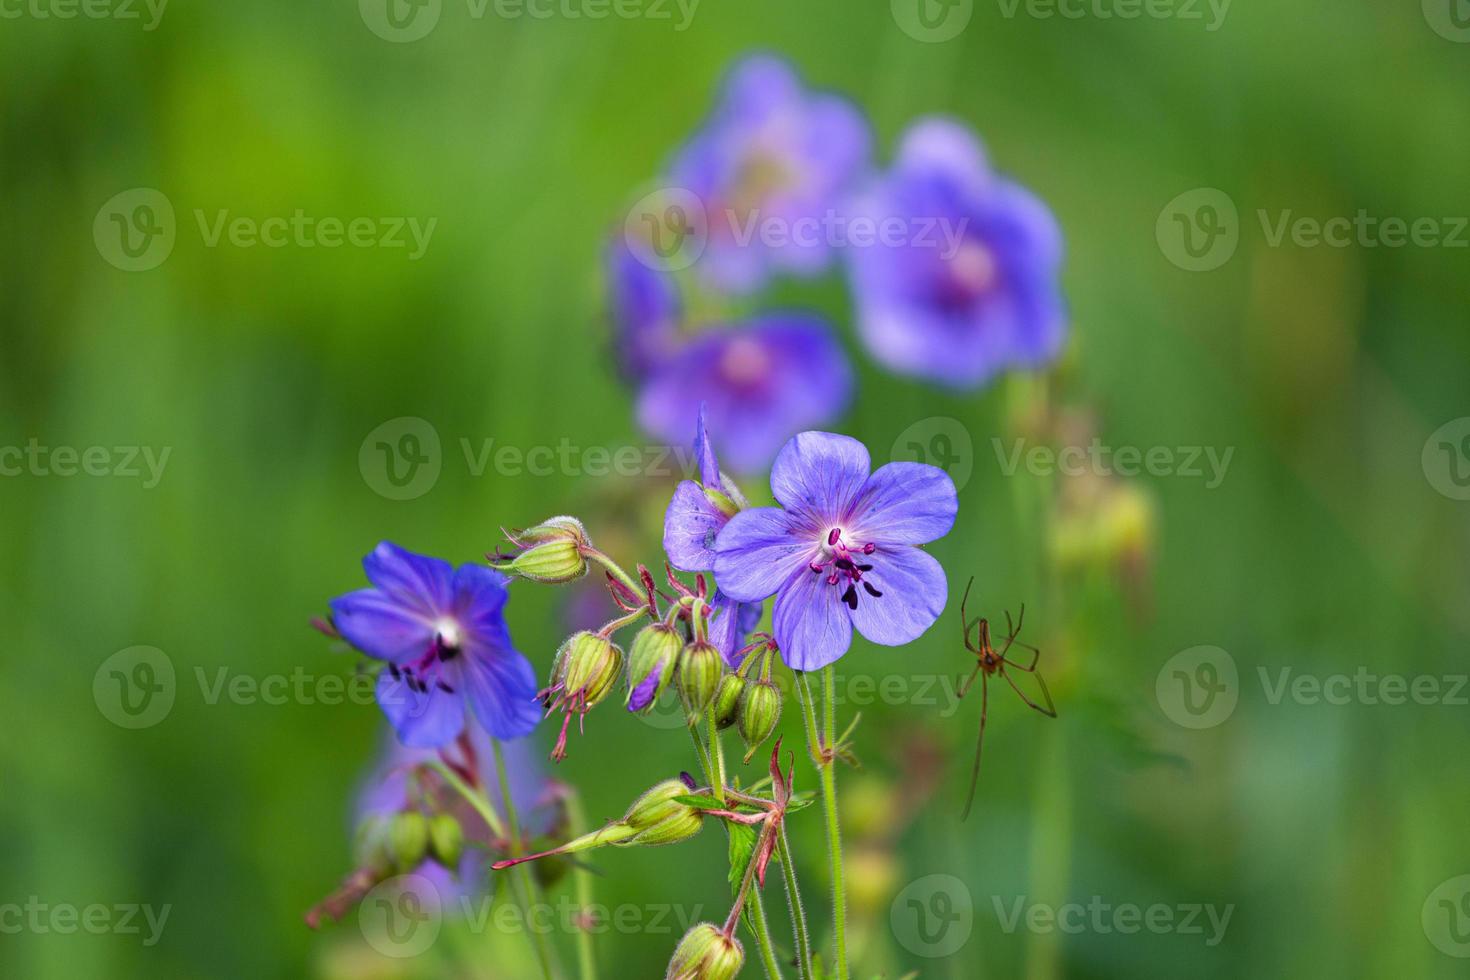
[[827, 528, 841, 546], [863, 582, 883, 598]]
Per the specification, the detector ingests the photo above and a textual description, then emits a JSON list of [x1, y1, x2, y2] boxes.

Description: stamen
[[862, 582, 883, 598]]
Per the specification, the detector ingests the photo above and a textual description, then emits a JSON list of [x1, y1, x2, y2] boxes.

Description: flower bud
[[626, 623, 683, 713], [665, 923, 744, 980], [702, 485, 740, 519], [389, 811, 430, 872], [712, 673, 745, 730], [427, 813, 464, 871], [677, 640, 724, 716], [737, 680, 782, 761], [623, 778, 704, 847], [552, 631, 624, 708], [502, 516, 590, 584]]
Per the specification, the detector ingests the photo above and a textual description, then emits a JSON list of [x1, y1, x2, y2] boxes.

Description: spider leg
[[1001, 664, 1057, 718], [958, 659, 984, 699], [960, 671, 990, 822], [960, 577, 983, 652], [1002, 642, 1041, 672]]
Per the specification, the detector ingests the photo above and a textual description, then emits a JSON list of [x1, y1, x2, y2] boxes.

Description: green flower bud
[[665, 923, 744, 980], [737, 679, 782, 762], [622, 778, 704, 847], [389, 811, 430, 872], [677, 640, 724, 716], [427, 813, 464, 870], [552, 631, 624, 708], [626, 623, 683, 714], [712, 673, 745, 730], [505, 516, 590, 584]]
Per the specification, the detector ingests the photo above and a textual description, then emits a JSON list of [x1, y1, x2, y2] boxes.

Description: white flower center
[[948, 240, 997, 296]]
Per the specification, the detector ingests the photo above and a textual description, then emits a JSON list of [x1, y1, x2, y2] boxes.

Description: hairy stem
[[797, 670, 848, 980], [776, 824, 814, 980], [492, 739, 559, 980], [692, 720, 783, 980]]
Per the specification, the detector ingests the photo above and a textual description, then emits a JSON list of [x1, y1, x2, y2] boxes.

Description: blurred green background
[[3, 1, 1469, 977]]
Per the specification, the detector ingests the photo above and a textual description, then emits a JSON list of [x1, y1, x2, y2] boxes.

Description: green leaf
[[673, 793, 726, 810], [785, 791, 817, 812], [726, 822, 758, 894]]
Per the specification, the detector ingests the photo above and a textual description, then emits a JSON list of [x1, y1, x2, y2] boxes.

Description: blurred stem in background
[[797, 668, 849, 980], [563, 788, 599, 980], [493, 738, 560, 980]]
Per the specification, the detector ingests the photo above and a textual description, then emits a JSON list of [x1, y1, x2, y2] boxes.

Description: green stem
[[776, 824, 814, 980], [797, 670, 848, 980], [707, 701, 727, 804], [693, 719, 783, 980], [492, 739, 559, 980], [585, 548, 644, 599], [564, 789, 599, 980], [424, 761, 505, 841]]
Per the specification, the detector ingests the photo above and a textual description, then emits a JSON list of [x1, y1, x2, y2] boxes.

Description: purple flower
[[846, 118, 1066, 389], [662, 406, 764, 666], [713, 431, 957, 671], [672, 53, 871, 294], [638, 315, 853, 473], [606, 235, 682, 381], [353, 730, 549, 899], [330, 542, 541, 748]]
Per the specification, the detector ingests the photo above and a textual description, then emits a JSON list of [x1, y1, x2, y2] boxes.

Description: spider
[[957, 577, 1057, 820]]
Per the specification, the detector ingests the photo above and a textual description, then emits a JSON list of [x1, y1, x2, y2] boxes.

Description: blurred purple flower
[[847, 118, 1066, 388], [672, 53, 871, 294], [713, 431, 957, 671], [329, 542, 541, 747], [606, 235, 683, 381], [662, 406, 764, 665], [637, 315, 852, 474], [353, 730, 549, 899]]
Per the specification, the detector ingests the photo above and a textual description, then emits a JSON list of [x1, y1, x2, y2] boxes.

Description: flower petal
[[693, 403, 721, 487], [363, 542, 455, 616], [664, 480, 726, 572], [769, 431, 870, 521], [376, 670, 466, 748], [849, 462, 958, 545], [707, 590, 763, 668], [330, 589, 434, 664], [772, 566, 853, 671], [450, 563, 511, 639], [846, 546, 948, 647], [462, 648, 542, 741], [712, 507, 812, 602]]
